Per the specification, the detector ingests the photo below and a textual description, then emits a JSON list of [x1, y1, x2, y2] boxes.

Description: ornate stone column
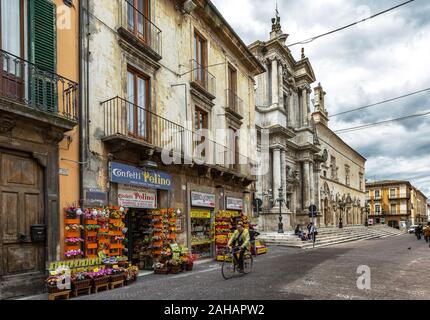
[[309, 162, 315, 206], [271, 59, 279, 106], [303, 161, 311, 212], [281, 149, 286, 200], [301, 87, 308, 126], [278, 64, 283, 110], [272, 148, 281, 203]]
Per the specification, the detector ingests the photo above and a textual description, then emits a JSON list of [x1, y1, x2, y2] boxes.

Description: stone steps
[[258, 226, 405, 249]]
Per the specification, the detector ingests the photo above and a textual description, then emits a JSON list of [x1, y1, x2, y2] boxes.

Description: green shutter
[[28, 0, 57, 112]]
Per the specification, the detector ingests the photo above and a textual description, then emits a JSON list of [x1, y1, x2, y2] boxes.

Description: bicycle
[[221, 246, 253, 280]]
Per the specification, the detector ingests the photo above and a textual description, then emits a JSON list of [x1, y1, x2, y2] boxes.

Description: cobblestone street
[[58, 234, 430, 300]]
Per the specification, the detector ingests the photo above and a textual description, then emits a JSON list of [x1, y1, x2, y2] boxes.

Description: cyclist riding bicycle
[[228, 221, 250, 273]]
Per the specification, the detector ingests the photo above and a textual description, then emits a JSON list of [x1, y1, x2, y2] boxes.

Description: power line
[[287, 0, 415, 48], [330, 86, 430, 118], [334, 110, 430, 134]]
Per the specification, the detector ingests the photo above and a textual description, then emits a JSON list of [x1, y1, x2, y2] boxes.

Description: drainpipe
[[78, 0, 84, 208]]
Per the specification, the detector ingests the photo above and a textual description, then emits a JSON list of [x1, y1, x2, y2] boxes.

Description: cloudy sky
[[213, 0, 430, 198]]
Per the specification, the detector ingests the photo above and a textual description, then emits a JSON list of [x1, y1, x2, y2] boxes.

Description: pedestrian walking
[[310, 223, 318, 247], [307, 222, 312, 236], [415, 224, 423, 240], [423, 224, 430, 243]]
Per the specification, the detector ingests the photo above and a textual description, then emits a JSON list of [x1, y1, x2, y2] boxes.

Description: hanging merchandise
[[215, 210, 234, 261], [190, 208, 213, 259]]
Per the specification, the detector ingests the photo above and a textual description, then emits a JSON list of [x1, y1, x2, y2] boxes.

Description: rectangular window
[[375, 205, 381, 215], [375, 190, 381, 198], [194, 107, 208, 157], [227, 64, 237, 110], [194, 30, 207, 87], [229, 127, 239, 170], [228, 65, 237, 93], [1, 0, 22, 58], [1, 0, 24, 98], [127, 67, 150, 140], [390, 203, 397, 214], [127, 0, 150, 41], [390, 188, 396, 198]]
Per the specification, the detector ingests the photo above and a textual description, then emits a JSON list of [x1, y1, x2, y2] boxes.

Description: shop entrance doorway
[[128, 209, 153, 270]]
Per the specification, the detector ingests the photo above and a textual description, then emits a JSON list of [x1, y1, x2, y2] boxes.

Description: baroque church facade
[[251, 15, 366, 230]]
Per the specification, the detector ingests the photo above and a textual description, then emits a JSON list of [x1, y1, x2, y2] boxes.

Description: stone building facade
[[366, 180, 428, 227], [80, 0, 264, 256], [313, 84, 367, 228], [251, 14, 366, 230]]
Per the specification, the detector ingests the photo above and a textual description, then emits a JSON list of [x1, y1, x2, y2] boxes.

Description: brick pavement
[[25, 234, 430, 300]]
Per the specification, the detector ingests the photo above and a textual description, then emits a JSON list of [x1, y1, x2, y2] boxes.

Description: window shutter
[[29, 0, 56, 72], [28, 0, 57, 111]]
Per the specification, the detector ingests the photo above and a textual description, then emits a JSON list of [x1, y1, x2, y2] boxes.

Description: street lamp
[[277, 187, 285, 234]]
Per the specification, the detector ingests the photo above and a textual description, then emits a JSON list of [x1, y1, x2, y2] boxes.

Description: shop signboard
[[117, 184, 157, 209], [109, 162, 172, 190], [226, 197, 243, 211], [190, 209, 211, 219], [191, 191, 215, 208]]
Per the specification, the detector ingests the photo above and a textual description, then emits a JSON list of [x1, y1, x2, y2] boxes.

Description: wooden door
[[0, 150, 45, 277]]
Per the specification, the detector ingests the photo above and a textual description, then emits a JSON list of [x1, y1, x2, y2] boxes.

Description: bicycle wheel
[[243, 253, 253, 274], [221, 258, 236, 280]]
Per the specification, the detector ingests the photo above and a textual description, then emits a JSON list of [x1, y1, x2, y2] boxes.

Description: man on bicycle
[[228, 222, 250, 273]]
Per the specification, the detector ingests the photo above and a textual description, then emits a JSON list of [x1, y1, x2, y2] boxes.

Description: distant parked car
[[408, 225, 418, 234]]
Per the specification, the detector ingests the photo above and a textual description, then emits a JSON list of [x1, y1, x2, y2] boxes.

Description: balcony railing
[[119, 0, 162, 57], [0, 49, 78, 122], [389, 210, 412, 215], [102, 97, 253, 176], [190, 59, 216, 97], [388, 193, 409, 199], [225, 89, 243, 117]]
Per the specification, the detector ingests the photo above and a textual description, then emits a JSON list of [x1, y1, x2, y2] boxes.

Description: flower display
[[65, 237, 84, 244], [65, 224, 84, 231], [64, 249, 83, 258], [87, 268, 109, 279]]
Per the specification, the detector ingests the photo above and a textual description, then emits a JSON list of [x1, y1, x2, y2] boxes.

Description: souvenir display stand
[[190, 208, 213, 259]]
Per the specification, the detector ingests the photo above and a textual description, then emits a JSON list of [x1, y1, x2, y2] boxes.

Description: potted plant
[[46, 275, 69, 294], [109, 267, 126, 283], [88, 268, 110, 287], [71, 271, 92, 292], [153, 262, 169, 274], [125, 266, 138, 285], [185, 253, 196, 271], [168, 258, 182, 274]]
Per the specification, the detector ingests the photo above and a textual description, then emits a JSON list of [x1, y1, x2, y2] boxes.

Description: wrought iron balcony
[[101, 96, 254, 177], [388, 193, 409, 199], [225, 89, 243, 119], [190, 59, 216, 98], [0, 49, 78, 122], [119, 0, 162, 59]]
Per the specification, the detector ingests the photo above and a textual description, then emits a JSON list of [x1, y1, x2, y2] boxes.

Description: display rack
[[64, 207, 84, 260], [190, 208, 213, 259]]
